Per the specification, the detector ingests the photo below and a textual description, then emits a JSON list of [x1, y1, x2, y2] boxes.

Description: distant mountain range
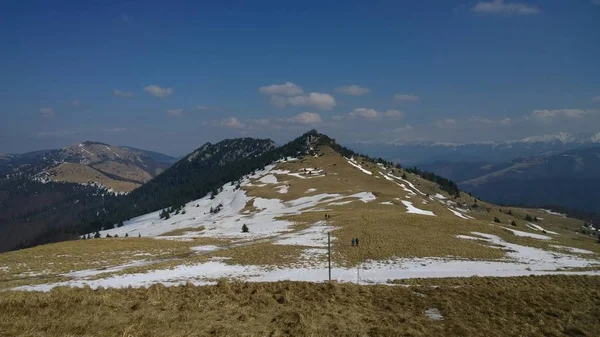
[[0, 142, 176, 252], [420, 147, 600, 213], [1, 142, 175, 192], [351, 132, 600, 164]]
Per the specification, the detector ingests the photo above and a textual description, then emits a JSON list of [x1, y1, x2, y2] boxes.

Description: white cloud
[[113, 89, 134, 97], [107, 127, 127, 133], [335, 85, 370, 96], [287, 112, 323, 125], [167, 109, 183, 117], [472, 0, 540, 15], [248, 118, 271, 126], [196, 105, 219, 111], [40, 107, 54, 118], [345, 108, 404, 120], [393, 125, 414, 133], [394, 93, 420, 102], [144, 85, 173, 98], [271, 92, 336, 110], [468, 116, 512, 126], [384, 109, 404, 118], [259, 82, 304, 96], [350, 108, 380, 119], [434, 119, 458, 129], [592, 96, 600, 102], [221, 117, 245, 129], [528, 109, 590, 121]]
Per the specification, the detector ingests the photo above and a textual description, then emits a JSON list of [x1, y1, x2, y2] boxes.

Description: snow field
[[15, 230, 600, 292], [401, 201, 436, 216]]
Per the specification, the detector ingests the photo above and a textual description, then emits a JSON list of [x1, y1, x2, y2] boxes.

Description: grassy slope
[[1, 146, 600, 287], [46, 162, 141, 192], [1, 276, 599, 337]]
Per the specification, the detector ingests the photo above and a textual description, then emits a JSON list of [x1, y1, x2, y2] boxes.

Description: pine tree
[[210, 206, 214, 213], [242, 224, 249, 233], [402, 173, 407, 179], [106, 234, 112, 238], [86, 233, 91, 240], [114, 234, 119, 238], [508, 210, 513, 216], [525, 214, 533, 222], [533, 216, 538, 222], [511, 220, 517, 226], [94, 231, 101, 239], [164, 212, 170, 220], [138, 233, 141, 238], [118, 220, 124, 227], [125, 233, 129, 238], [182, 209, 186, 214], [494, 217, 501, 223]]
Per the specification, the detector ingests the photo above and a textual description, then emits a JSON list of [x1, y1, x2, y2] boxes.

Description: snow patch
[[448, 208, 473, 220], [550, 245, 594, 255], [258, 175, 278, 184], [539, 209, 566, 218], [526, 223, 558, 235], [345, 157, 372, 175], [274, 221, 334, 247], [501, 227, 551, 240], [401, 201, 435, 216], [191, 245, 220, 252]]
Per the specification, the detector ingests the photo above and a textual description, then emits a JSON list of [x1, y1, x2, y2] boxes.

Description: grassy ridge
[[1, 276, 599, 337]]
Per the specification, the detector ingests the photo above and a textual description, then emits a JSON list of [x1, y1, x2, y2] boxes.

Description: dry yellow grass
[[47, 162, 140, 192], [1, 276, 599, 337], [158, 226, 205, 237], [0, 238, 195, 290], [91, 161, 153, 184], [213, 242, 308, 268]]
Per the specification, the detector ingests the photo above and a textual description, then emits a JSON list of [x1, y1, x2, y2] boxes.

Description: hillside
[[1, 141, 172, 192], [0, 143, 175, 252], [420, 147, 600, 212], [2, 131, 598, 289], [2, 131, 600, 336]]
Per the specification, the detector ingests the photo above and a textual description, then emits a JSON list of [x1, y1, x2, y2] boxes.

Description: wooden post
[[328, 232, 331, 281]]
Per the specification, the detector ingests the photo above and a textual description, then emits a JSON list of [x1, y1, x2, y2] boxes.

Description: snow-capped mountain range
[[351, 132, 600, 164]]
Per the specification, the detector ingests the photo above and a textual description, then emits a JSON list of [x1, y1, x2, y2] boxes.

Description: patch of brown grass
[[1, 276, 599, 337], [0, 238, 194, 288], [213, 242, 307, 268], [158, 226, 205, 237], [47, 162, 140, 192]]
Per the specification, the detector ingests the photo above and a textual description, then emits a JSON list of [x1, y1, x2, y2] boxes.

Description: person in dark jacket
[[355, 237, 359, 247], [351, 238, 355, 246]]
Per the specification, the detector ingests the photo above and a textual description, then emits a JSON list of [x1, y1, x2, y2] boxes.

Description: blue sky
[[1, 0, 599, 155]]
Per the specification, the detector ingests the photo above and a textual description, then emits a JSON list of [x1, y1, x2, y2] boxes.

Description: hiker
[[351, 238, 356, 246], [355, 238, 359, 247]]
